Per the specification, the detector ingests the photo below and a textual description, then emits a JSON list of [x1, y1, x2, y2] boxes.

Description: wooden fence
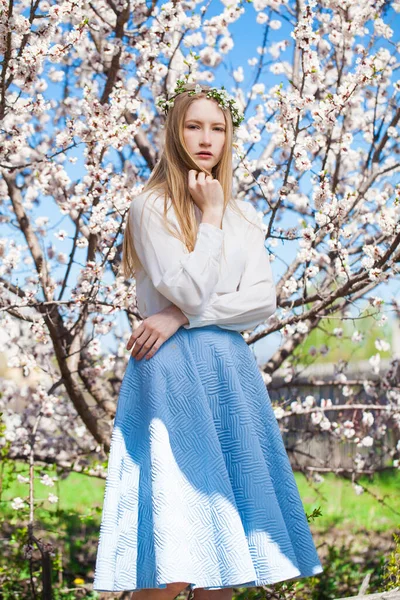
[[268, 358, 398, 471]]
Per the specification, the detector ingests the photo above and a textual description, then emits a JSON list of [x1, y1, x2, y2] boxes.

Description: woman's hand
[[126, 305, 189, 361], [188, 170, 224, 214]]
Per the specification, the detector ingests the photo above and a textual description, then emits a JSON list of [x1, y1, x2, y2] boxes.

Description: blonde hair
[[120, 82, 251, 280]]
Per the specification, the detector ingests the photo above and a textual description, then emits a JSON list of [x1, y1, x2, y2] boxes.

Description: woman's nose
[[200, 130, 211, 144]]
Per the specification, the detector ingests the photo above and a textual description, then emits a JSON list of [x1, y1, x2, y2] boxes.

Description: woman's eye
[[187, 125, 225, 131]]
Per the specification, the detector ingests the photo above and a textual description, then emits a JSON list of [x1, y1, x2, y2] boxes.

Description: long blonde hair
[[120, 82, 250, 280]]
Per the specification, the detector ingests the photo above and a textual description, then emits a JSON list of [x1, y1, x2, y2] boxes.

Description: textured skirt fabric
[[93, 325, 323, 592]]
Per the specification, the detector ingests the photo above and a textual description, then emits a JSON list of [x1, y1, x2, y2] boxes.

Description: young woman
[[93, 83, 323, 599]]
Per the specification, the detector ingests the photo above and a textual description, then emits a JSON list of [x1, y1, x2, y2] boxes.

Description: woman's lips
[[197, 153, 213, 158]]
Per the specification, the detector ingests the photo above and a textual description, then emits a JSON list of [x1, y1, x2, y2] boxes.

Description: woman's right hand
[[188, 170, 224, 214]]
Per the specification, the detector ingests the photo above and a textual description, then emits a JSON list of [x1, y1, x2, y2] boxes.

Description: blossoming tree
[[1, 0, 400, 507]]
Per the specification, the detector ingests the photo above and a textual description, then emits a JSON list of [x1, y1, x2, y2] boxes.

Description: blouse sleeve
[[181, 203, 276, 331], [129, 192, 225, 314]]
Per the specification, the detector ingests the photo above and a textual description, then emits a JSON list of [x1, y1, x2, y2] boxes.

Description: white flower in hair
[[156, 75, 245, 128]]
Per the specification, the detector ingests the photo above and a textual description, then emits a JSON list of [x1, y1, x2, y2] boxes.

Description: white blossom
[[54, 230, 68, 241], [353, 484, 364, 495], [369, 353, 381, 374], [343, 420, 355, 439], [320, 417, 331, 430], [274, 407, 285, 420], [40, 474, 58, 487], [291, 400, 304, 414], [311, 411, 323, 425], [11, 497, 26, 510], [375, 339, 390, 352], [17, 474, 30, 484], [303, 395, 315, 409], [360, 435, 374, 447], [362, 411, 374, 427], [352, 331, 363, 343]]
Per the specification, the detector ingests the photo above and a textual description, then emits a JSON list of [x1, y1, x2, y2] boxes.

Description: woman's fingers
[[188, 169, 197, 189], [188, 169, 211, 189], [144, 339, 162, 360], [129, 328, 151, 358], [127, 323, 164, 360], [126, 322, 144, 351], [134, 332, 159, 360]]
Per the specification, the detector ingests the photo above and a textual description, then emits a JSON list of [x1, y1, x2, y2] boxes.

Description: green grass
[[2, 462, 399, 533], [1, 463, 399, 597], [295, 470, 400, 532], [1, 463, 106, 517], [295, 309, 393, 364]]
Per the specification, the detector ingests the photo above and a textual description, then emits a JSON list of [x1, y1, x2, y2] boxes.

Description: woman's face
[[183, 97, 226, 171]]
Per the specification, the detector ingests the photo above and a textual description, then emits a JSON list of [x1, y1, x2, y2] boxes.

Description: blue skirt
[[93, 325, 323, 592]]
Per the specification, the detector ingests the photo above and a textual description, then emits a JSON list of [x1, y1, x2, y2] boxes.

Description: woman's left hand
[[126, 305, 189, 361]]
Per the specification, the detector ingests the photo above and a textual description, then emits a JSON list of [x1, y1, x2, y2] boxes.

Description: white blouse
[[128, 190, 276, 332]]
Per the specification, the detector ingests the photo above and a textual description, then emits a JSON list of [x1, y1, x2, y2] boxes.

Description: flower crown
[[156, 79, 245, 129]]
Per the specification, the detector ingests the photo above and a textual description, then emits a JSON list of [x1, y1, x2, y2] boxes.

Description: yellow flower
[[73, 578, 85, 585]]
